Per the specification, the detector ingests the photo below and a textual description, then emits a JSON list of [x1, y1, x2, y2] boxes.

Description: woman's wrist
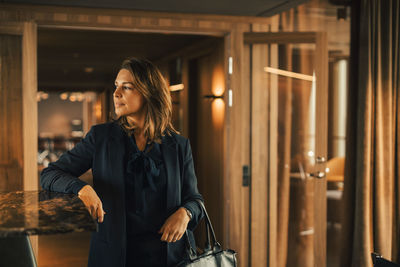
[[182, 207, 192, 221]]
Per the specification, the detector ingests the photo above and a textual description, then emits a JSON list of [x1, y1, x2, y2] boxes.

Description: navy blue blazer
[[40, 121, 204, 267]]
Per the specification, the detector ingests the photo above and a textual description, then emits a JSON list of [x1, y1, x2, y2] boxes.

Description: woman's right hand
[[78, 185, 106, 223]]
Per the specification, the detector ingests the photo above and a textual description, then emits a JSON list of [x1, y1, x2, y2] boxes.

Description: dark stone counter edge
[[0, 225, 97, 238]]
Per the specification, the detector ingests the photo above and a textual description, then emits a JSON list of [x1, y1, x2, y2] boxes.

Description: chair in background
[[372, 253, 400, 267]]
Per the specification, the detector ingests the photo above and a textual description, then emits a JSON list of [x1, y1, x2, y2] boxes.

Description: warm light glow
[[212, 65, 225, 96], [95, 102, 102, 120], [60, 93, 68, 100], [264, 67, 315, 82], [213, 87, 224, 96], [84, 92, 96, 102], [84, 67, 94, 73], [69, 95, 77, 102], [72, 119, 81, 125], [76, 93, 84, 102], [41, 93, 49, 100], [211, 98, 225, 128], [169, 84, 184, 92], [37, 91, 49, 101]]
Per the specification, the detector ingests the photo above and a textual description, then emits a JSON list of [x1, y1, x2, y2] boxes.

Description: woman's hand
[[159, 207, 190, 242], [78, 185, 106, 223]]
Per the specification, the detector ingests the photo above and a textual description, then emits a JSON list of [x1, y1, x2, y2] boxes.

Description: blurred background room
[[0, 0, 398, 266]]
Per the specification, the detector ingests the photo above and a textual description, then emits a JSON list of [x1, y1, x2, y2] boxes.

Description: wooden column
[[0, 29, 23, 192], [0, 21, 38, 260], [22, 21, 38, 191], [224, 23, 251, 267]]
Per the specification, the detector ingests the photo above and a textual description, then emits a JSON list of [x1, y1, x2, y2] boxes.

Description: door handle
[[316, 156, 326, 164], [309, 171, 326, 179]]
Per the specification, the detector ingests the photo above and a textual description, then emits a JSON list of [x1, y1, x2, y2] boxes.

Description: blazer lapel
[[161, 134, 180, 214], [107, 123, 127, 200]]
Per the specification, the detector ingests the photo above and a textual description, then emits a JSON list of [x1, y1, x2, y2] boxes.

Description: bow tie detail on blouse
[[126, 136, 160, 213]]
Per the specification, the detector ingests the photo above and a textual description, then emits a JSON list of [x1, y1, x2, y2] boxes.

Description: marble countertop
[[0, 191, 96, 238]]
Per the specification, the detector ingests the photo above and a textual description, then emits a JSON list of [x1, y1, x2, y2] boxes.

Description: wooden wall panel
[[225, 23, 251, 267], [250, 19, 279, 267], [250, 24, 269, 267], [0, 34, 23, 192], [189, 39, 225, 246]]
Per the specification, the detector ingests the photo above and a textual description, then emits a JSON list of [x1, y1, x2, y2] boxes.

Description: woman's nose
[[113, 86, 122, 97]]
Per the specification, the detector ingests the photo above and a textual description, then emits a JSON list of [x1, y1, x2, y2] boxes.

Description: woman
[[40, 57, 204, 267]]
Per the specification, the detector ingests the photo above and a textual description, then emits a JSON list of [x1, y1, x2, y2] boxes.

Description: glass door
[[245, 32, 328, 267]]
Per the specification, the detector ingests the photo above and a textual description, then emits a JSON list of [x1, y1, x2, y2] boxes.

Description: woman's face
[[113, 69, 146, 118]]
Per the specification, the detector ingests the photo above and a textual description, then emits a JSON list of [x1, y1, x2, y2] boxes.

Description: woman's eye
[[123, 86, 132, 90]]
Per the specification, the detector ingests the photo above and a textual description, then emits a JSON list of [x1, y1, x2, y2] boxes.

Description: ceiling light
[[76, 93, 84, 101], [60, 93, 68, 100], [41, 93, 49, 100]]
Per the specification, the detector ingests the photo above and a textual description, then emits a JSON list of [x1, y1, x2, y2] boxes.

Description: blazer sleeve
[[40, 126, 96, 195], [181, 139, 204, 231]]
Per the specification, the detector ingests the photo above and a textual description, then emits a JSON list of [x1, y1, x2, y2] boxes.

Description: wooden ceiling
[[38, 29, 216, 92], [4, 0, 306, 17]]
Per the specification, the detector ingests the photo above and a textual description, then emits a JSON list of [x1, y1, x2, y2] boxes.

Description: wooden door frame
[[0, 5, 276, 267], [244, 31, 328, 267], [0, 22, 38, 192], [0, 20, 38, 260]]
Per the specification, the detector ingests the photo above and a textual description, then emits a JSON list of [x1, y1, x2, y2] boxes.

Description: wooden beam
[[244, 32, 317, 44], [0, 22, 23, 35], [0, 4, 272, 24]]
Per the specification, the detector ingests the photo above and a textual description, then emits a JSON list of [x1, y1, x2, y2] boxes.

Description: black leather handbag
[[175, 200, 237, 267], [372, 253, 400, 267]]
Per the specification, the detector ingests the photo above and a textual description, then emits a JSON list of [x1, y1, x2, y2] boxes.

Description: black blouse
[[124, 134, 168, 266], [125, 134, 167, 235]]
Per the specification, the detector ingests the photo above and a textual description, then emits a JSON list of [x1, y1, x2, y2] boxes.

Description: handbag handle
[[195, 200, 221, 249], [183, 200, 221, 261]]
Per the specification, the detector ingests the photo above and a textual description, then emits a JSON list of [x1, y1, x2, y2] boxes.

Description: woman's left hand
[[159, 207, 190, 242]]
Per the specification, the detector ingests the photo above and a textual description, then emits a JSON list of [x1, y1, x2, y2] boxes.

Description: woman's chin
[[114, 109, 125, 117]]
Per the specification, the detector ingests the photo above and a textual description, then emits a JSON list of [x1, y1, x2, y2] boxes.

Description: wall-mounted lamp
[[203, 94, 224, 99]]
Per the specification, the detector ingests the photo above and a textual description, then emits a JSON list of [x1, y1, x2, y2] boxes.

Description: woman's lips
[[115, 103, 125, 108]]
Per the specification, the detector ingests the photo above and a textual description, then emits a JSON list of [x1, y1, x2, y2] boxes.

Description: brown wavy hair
[[116, 57, 178, 143]]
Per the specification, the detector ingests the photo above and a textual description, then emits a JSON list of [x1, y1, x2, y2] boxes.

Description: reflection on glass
[[267, 43, 316, 267]]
